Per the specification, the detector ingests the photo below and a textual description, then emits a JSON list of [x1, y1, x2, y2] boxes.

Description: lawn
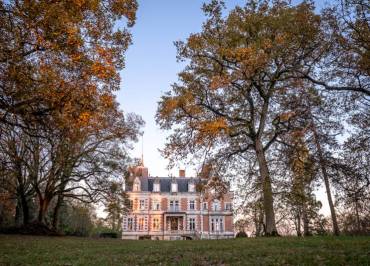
[[0, 235, 369, 265]]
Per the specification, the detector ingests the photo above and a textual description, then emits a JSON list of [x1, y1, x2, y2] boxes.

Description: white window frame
[[152, 199, 161, 211], [152, 218, 160, 231], [138, 217, 144, 231], [139, 199, 145, 210], [212, 200, 220, 211], [188, 183, 195, 192], [189, 217, 196, 231], [211, 217, 224, 232], [153, 183, 160, 192], [169, 200, 179, 211], [189, 200, 195, 210], [202, 202, 208, 210], [171, 182, 178, 193], [225, 202, 232, 211]]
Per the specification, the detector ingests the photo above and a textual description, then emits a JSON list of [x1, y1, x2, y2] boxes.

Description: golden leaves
[[196, 118, 229, 143], [209, 75, 230, 90], [187, 34, 203, 50]]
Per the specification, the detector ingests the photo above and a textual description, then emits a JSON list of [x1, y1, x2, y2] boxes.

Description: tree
[[0, 0, 138, 129], [157, 0, 327, 236], [300, 0, 369, 96]]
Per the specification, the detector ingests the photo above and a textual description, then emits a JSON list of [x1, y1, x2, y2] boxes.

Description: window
[[188, 183, 195, 192], [127, 217, 133, 231], [133, 178, 141, 192], [189, 200, 195, 210], [203, 202, 208, 210], [189, 218, 196, 231], [212, 200, 220, 211], [153, 183, 160, 192], [152, 218, 160, 230], [152, 200, 161, 211], [139, 200, 145, 210], [171, 182, 178, 193], [211, 217, 223, 232], [225, 203, 232, 211], [138, 217, 144, 231], [127, 199, 133, 210], [169, 200, 179, 211]]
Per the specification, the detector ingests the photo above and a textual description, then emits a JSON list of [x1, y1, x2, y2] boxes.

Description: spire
[[140, 134, 144, 166]]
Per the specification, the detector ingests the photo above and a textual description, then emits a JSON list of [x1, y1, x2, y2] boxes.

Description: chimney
[[179, 169, 185, 178]]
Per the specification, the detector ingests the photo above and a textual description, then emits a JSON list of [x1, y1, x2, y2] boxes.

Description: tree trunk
[[20, 194, 30, 225], [52, 194, 63, 230], [37, 197, 50, 224], [296, 212, 302, 237], [302, 204, 311, 236], [255, 139, 278, 236], [311, 125, 340, 236], [354, 198, 361, 234]]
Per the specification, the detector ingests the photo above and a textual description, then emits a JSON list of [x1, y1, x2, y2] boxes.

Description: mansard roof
[[126, 177, 199, 192]]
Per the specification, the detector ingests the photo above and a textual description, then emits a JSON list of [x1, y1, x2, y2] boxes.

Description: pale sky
[[115, 0, 330, 215]]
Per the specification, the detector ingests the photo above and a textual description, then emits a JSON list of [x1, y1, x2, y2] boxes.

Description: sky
[[117, 0, 246, 178], [115, 0, 330, 214]]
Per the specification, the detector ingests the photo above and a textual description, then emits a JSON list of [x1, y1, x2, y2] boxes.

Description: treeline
[[156, 0, 369, 236], [0, 0, 142, 234]]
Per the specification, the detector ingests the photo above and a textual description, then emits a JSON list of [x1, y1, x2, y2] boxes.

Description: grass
[[0, 235, 369, 265]]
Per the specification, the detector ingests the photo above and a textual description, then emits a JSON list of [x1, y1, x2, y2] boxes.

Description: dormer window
[[153, 177, 160, 192], [153, 183, 160, 192], [133, 177, 141, 192], [171, 180, 178, 193], [188, 182, 195, 193]]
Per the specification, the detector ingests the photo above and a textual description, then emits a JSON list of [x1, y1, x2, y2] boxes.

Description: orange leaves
[[209, 75, 230, 90], [195, 118, 229, 143], [91, 61, 115, 80], [159, 97, 179, 118], [78, 111, 91, 126], [187, 34, 203, 50]]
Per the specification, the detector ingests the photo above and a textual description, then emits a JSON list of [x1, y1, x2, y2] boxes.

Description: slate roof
[[127, 177, 199, 192]]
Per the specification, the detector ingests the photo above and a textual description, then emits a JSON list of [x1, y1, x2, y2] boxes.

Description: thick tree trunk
[[52, 194, 63, 230], [37, 197, 50, 224], [312, 125, 340, 236], [255, 140, 278, 236], [20, 194, 30, 225]]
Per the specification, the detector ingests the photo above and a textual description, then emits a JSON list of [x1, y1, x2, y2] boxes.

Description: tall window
[[203, 202, 208, 210], [189, 218, 196, 231], [127, 199, 133, 210], [127, 217, 133, 231], [169, 200, 179, 211], [138, 217, 144, 231], [225, 203, 232, 211], [189, 200, 195, 210], [133, 178, 141, 192], [139, 199, 145, 210], [211, 218, 223, 232], [152, 218, 160, 230], [152, 200, 160, 211], [212, 200, 220, 211]]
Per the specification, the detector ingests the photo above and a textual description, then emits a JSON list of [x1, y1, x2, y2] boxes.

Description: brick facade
[[122, 167, 234, 240]]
